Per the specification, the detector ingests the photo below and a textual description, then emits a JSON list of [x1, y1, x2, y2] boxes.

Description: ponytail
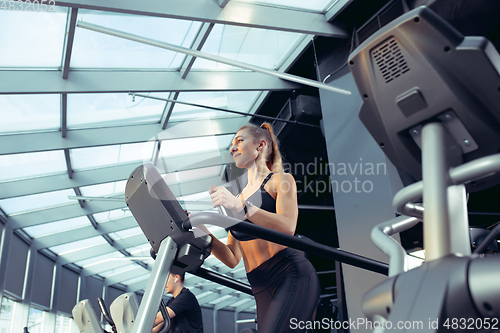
[[238, 122, 284, 173], [259, 123, 284, 173]]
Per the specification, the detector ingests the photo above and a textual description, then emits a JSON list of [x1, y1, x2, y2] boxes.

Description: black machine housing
[[348, 6, 500, 191], [125, 163, 212, 275]]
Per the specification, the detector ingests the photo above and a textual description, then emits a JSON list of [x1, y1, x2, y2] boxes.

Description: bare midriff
[[239, 239, 287, 272]]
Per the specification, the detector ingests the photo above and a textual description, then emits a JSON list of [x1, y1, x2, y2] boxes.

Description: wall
[[318, 59, 403, 331]]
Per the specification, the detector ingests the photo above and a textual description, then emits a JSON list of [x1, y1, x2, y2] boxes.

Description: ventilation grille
[[373, 38, 410, 83]]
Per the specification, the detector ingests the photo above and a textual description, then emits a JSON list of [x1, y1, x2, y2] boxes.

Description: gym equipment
[[471, 224, 500, 254], [109, 292, 139, 333], [72, 295, 164, 333], [124, 163, 213, 333], [98, 297, 117, 333], [348, 6, 500, 332], [72, 299, 103, 333], [122, 162, 394, 332]]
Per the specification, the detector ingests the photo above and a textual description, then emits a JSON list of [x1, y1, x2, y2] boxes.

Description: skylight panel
[[94, 209, 132, 223], [208, 294, 232, 305], [125, 244, 151, 257], [229, 298, 253, 308], [0, 6, 67, 68], [161, 166, 222, 185], [108, 226, 143, 241], [0, 150, 66, 182], [178, 190, 216, 213], [0, 94, 60, 135], [23, 216, 90, 238], [168, 91, 260, 121], [99, 265, 138, 279], [158, 135, 233, 159], [193, 24, 303, 70], [72, 10, 201, 69], [80, 180, 127, 198], [70, 142, 155, 171], [49, 236, 107, 256], [67, 93, 170, 129], [0, 188, 75, 215], [75, 251, 124, 268], [121, 274, 149, 287]]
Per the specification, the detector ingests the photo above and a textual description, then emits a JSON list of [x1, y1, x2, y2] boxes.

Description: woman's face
[[231, 129, 260, 169]]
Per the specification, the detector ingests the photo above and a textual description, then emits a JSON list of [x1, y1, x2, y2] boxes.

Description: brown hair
[[238, 122, 284, 173]]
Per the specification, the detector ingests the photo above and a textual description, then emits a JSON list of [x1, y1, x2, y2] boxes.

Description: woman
[[207, 122, 320, 333]]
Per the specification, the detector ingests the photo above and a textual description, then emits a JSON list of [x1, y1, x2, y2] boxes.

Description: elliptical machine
[[348, 6, 500, 332]]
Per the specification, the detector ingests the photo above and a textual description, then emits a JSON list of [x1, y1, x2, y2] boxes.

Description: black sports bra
[[230, 173, 275, 242]]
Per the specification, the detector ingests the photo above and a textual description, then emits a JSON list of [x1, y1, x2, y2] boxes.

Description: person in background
[[152, 272, 203, 333]]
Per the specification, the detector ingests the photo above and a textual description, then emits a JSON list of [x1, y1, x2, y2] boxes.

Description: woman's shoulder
[[270, 172, 295, 183]]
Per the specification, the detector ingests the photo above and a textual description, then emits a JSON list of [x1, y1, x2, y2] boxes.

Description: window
[[0, 297, 15, 333], [26, 306, 44, 333], [55, 313, 80, 333]]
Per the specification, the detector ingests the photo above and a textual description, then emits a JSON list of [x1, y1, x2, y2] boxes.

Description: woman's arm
[[244, 173, 298, 236], [210, 230, 242, 268], [197, 224, 242, 269]]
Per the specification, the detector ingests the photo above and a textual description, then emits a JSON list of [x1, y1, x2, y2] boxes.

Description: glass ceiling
[[168, 91, 261, 121], [0, 7, 68, 68], [70, 142, 155, 171], [23, 216, 90, 238], [72, 10, 201, 69], [67, 93, 172, 129], [0, 188, 76, 215], [194, 24, 304, 70], [0, 150, 67, 182], [0, 0, 326, 317], [0, 94, 61, 135]]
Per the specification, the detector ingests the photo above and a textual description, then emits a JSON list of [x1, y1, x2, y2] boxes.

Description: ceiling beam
[[218, 0, 230, 8], [58, 234, 146, 265], [180, 23, 214, 79], [214, 297, 242, 310], [61, 94, 68, 138], [160, 92, 179, 130], [81, 256, 148, 277], [197, 288, 234, 305], [0, 117, 244, 155], [61, 8, 79, 79], [235, 299, 256, 313], [77, 21, 351, 95], [54, 0, 347, 37], [0, 151, 232, 199], [7, 176, 222, 228], [325, 0, 353, 22], [105, 267, 150, 287], [32, 216, 138, 250], [7, 201, 126, 229], [0, 70, 302, 95], [102, 230, 229, 287]]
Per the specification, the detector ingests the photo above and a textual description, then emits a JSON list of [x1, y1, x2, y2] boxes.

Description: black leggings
[[246, 248, 321, 333]]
